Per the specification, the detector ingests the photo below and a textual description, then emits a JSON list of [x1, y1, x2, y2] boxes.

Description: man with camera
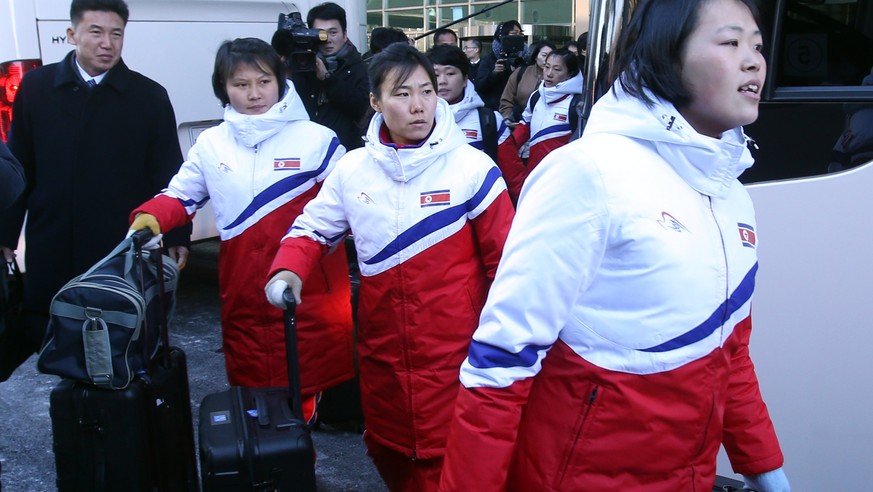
[[275, 2, 369, 150], [473, 21, 526, 111]]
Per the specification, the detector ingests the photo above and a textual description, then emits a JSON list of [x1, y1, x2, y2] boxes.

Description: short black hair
[[546, 48, 580, 77], [432, 28, 458, 46], [212, 38, 286, 107], [368, 43, 437, 100], [71, 0, 129, 25], [613, 0, 762, 108], [307, 2, 347, 33], [530, 41, 557, 64], [370, 27, 409, 54], [427, 44, 470, 78]]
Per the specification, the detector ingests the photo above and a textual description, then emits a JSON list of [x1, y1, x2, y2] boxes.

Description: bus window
[[772, 0, 873, 89], [737, 0, 873, 183]]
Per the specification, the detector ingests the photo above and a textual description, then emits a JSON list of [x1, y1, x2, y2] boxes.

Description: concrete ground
[[0, 239, 387, 492]]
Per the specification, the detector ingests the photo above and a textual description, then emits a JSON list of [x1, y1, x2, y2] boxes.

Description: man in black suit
[[0, 0, 189, 367]]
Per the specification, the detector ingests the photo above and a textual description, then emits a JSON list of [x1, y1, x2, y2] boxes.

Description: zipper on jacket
[[707, 196, 731, 343], [555, 386, 599, 488]]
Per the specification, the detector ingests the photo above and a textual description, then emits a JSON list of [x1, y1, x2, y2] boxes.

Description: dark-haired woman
[[498, 47, 583, 203], [266, 42, 514, 491], [129, 38, 354, 421], [441, 0, 788, 490], [498, 40, 556, 126]]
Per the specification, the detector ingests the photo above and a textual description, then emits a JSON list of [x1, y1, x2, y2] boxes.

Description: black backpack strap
[[569, 93, 583, 139], [528, 90, 541, 115], [515, 64, 527, 85], [477, 106, 498, 162]]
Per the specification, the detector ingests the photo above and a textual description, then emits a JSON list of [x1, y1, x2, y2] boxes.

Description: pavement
[[0, 239, 387, 492]]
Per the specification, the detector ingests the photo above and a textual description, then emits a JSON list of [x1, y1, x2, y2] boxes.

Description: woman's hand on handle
[[265, 270, 303, 309]]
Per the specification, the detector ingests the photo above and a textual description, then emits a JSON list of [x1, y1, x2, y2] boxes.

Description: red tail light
[[1, 59, 41, 143]]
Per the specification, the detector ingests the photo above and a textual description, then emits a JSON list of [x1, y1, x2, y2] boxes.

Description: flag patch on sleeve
[[420, 190, 451, 207], [274, 158, 300, 170], [463, 129, 479, 139], [738, 223, 756, 248], [553, 113, 568, 122]]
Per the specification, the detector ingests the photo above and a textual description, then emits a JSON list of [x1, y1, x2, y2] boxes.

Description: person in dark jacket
[[0, 0, 190, 362], [0, 141, 24, 213], [287, 2, 370, 150], [473, 21, 525, 111]]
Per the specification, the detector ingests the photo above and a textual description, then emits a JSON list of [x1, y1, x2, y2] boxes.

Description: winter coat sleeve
[[498, 66, 524, 121], [721, 315, 785, 476], [323, 59, 370, 124], [469, 187, 514, 281], [474, 54, 500, 93], [0, 142, 25, 212], [269, 162, 350, 280], [497, 122, 530, 204], [440, 145, 609, 491]]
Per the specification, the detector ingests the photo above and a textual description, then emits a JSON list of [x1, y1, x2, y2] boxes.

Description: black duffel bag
[[37, 231, 178, 389]]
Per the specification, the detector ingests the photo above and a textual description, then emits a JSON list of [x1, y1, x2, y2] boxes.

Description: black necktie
[[86, 79, 97, 89]]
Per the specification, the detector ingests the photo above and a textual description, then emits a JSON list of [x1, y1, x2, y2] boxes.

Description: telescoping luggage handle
[[282, 289, 304, 420]]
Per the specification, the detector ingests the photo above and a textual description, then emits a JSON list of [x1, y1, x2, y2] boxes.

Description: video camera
[[271, 11, 327, 73], [498, 34, 526, 71]]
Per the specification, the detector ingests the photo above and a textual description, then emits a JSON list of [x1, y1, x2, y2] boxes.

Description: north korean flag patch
[[553, 113, 568, 122], [738, 223, 756, 248], [274, 158, 300, 171], [463, 129, 479, 139], [420, 189, 451, 207]]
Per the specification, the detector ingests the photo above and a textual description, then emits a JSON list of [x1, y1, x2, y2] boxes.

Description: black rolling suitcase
[[198, 290, 316, 492], [48, 233, 198, 491]]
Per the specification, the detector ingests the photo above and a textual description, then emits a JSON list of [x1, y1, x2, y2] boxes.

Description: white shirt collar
[[75, 59, 108, 85]]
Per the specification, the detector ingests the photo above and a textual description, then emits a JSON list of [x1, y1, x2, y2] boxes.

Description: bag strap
[[477, 106, 499, 162]]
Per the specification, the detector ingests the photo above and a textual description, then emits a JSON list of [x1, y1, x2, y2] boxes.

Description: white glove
[[743, 467, 790, 492], [265, 270, 303, 309], [125, 229, 163, 250]]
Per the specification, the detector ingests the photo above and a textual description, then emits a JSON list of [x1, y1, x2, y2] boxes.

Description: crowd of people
[[0, 0, 791, 491]]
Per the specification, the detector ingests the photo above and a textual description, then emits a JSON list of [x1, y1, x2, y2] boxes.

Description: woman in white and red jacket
[[266, 43, 514, 492], [130, 39, 354, 423], [498, 48, 583, 203], [439, 0, 789, 491]]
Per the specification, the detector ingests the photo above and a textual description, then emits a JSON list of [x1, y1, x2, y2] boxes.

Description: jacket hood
[[364, 97, 467, 182], [582, 81, 755, 198], [224, 80, 309, 148], [449, 80, 485, 123], [538, 71, 584, 104]]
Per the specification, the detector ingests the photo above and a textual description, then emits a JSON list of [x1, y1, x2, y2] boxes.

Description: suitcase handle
[[282, 290, 304, 420], [254, 393, 271, 428]]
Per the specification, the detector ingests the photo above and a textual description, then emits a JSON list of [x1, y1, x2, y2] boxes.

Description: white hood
[[364, 97, 468, 182], [582, 80, 755, 198], [449, 80, 485, 123], [223, 80, 309, 148], [537, 71, 584, 104]]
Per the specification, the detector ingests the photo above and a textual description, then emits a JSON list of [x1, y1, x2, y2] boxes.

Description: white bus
[[0, 0, 366, 243], [584, 1, 873, 490]]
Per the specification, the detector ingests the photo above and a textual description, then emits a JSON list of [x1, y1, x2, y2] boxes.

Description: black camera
[[498, 34, 526, 70], [271, 11, 327, 73]]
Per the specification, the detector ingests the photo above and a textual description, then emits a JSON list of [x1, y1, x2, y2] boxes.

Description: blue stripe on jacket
[[641, 263, 757, 352], [363, 166, 502, 266], [223, 137, 340, 231]]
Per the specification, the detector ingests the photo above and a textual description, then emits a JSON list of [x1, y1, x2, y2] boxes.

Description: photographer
[[473, 21, 526, 111], [275, 2, 369, 150]]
